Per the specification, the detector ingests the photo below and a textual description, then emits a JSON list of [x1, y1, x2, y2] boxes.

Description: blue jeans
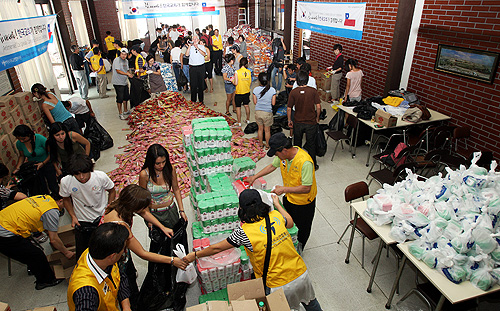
[[271, 66, 283, 91], [182, 64, 190, 84], [172, 63, 181, 91]]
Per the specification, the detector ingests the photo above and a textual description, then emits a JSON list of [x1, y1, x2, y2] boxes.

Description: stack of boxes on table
[[0, 92, 47, 171]]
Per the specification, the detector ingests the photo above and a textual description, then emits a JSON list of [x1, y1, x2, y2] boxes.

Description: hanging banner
[[296, 2, 366, 40], [122, 0, 224, 19], [0, 15, 57, 72]]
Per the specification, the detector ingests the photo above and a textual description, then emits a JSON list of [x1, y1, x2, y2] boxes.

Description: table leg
[[385, 255, 407, 309], [435, 295, 445, 311], [367, 239, 384, 293], [345, 212, 359, 264], [365, 128, 375, 166]]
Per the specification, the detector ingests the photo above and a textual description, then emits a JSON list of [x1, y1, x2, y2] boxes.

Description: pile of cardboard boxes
[[0, 302, 57, 311], [47, 224, 77, 279], [306, 61, 334, 103], [0, 92, 47, 171]]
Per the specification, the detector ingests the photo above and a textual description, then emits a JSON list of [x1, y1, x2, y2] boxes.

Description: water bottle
[[258, 301, 266, 311]]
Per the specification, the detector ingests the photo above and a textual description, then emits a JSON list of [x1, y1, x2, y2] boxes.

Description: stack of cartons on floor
[[309, 64, 334, 103], [0, 92, 47, 171], [46, 224, 76, 279]]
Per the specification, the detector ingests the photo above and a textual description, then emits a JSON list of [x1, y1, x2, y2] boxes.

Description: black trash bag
[[273, 91, 288, 115], [136, 218, 189, 311], [15, 162, 47, 195], [319, 109, 327, 121], [244, 122, 258, 134], [86, 136, 101, 161], [178, 70, 188, 87], [129, 76, 151, 108], [84, 117, 114, 151], [273, 115, 289, 130], [328, 111, 344, 131], [316, 126, 327, 157]]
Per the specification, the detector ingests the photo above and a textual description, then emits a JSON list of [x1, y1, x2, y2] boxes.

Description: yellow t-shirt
[[235, 67, 251, 95], [105, 35, 116, 51], [212, 35, 223, 51]]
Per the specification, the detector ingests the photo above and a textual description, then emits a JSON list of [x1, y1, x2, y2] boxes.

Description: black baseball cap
[[267, 132, 289, 157], [239, 189, 262, 210]]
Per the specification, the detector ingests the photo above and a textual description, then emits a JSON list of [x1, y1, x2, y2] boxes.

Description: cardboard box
[[318, 90, 332, 102], [186, 301, 229, 311], [1, 118, 16, 135], [20, 101, 41, 120], [0, 134, 17, 171], [14, 92, 33, 106], [307, 60, 319, 71], [375, 109, 397, 128], [47, 246, 77, 268], [321, 75, 332, 91], [0, 302, 11, 311], [0, 106, 10, 122], [10, 105, 29, 126], [33, 120, 48, 137], [0, 95, 16, 109], [57, 224, 76, 246], [53, 264, 74, 279], [32, 307, 57, 311]]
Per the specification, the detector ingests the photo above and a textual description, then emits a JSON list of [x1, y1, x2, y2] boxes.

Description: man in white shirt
[[60, 154, 116, 259], [292, 63, 317, 89], [63, 97, 95, 130], [169, 27, 179, 42]]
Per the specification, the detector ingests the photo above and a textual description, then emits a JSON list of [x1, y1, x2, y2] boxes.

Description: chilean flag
[[48, 24, 53, 43], [344, 13, 355, 27], [202, 2, 215, 12]]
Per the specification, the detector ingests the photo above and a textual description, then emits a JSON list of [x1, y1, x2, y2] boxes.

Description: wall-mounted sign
[[296, 2, 366, 40], [0, 15, 57, 72], [122, 0, 224, 19], [0, 70, 14, 96]]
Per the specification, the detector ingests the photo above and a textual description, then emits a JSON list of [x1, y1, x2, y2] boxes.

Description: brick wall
[[225, 0, 240, 29], [292, 0, 399, 98], [61, 0, 77, 44], [81, 0, 95, 42], [8, 68, 23, 93], [249, 0, 256, 27], [92, 0, 122, 46], [407, 0, 500, 158]]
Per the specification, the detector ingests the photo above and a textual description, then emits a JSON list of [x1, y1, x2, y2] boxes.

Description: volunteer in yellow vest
[[104, 31, 117, 61], [246, 133, 317, 254], [233, 57, 252, 127], [130, 46, 147, 78], [90, 47, 108, 98], [211, 29, 223, 75], [182, 189, 322, 311], [0, 194, 75, 290], [68, 223, 131, 311]]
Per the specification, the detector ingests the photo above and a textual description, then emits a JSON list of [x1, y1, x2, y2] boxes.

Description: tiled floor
[[1, 73, 499, 310]]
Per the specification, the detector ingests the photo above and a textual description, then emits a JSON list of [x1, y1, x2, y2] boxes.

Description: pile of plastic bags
[[108, 92, 266, 196], [364, 153, 500, 290]]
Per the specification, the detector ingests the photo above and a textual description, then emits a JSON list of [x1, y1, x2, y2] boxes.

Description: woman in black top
[[329, 44, 344, 103]]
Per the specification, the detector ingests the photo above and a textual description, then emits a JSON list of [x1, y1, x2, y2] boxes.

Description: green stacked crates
[[232, 157, 256, 180]]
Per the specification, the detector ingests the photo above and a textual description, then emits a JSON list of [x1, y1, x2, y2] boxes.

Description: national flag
[[344, 12, 355, 26]]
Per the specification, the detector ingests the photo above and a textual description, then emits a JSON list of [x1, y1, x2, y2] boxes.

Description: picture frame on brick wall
[[434, 44, 499, 84]]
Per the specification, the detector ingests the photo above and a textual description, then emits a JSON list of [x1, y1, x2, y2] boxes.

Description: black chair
[[338, 181, 378, 268], [367, 144, 418, 187], [326, 114, 359, 161]]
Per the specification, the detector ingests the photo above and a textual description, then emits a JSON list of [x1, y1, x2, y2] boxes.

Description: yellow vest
[[212, 35, 223, 51], [235, 67, 251, 95], [280, 147, 317, 205], [90, 54, 106, 74], [105, 36, 116, 51], [135, 54, 147, 77], [68, 249, 121, 311], [0, 196, 58, 238], [242, 210, 307, 288]]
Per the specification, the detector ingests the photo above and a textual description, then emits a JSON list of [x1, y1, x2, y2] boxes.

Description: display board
[[0, 70, 14, 96], [296, 2, 366, 40], [122, 0, 224, 19]]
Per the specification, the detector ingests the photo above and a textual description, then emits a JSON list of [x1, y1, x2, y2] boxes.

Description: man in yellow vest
[[234, 57, 252, 127], [182, 189, 322, 311], [246, 133, 317, 254], [67, 223, 131, 311], [90, 47, 108, 98], [0, 194, 75, 290], [211, 29, 223, 75], [104, 31, 117, 61]]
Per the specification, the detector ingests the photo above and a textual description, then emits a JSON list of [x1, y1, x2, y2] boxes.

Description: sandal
[[232, 109, 236, 113], [225, 111, 231, 116]]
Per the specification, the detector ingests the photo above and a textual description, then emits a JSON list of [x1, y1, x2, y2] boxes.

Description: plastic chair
[[367, 145, 418, 187], [337, 181, 378, 268], [366, 133, 405, 179], [326, 114, 359, 161]]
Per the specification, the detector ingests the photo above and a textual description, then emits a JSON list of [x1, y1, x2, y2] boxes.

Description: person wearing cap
[[0, 194, 75, 290], [112, 48, 133, 120], [67, 223, 132, 311], [182, 189, 322, 311], [246, 132, 317, 253], [230, 44, 242, 70]]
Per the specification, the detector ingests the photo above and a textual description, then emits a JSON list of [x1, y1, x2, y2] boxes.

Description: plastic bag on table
[[490, 268, 500, 283], [451, 229, 474, 254], [422, 249, 438, 269], [408, 240, 427, 260], [470, 266, 495, 291], [443, 219, 463, 240], [490, 245, 500, 262], [424, 217, 448, 244], [173, 244, 197, 284], [441, 265, 467, 284], [472, 228, 497, 254], [435, 201, 454, 220]]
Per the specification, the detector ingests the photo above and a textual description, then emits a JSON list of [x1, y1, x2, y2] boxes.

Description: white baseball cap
[[120, 48, 129, 54]]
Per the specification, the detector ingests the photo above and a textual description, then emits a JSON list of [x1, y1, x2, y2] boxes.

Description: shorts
[[114, 84, 130, 103], [224, 83, 236, 94], [255, 110, 273, 127], [205, 61, 213, 79], [234, 93, 250, 108]]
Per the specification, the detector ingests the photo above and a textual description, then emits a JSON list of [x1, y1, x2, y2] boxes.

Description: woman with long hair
[[31, 83, 81, 133], [12, 125, 58, 194], [46, 122, 90, 177], [222, 53, 237, 116], [252, 72, 276, 148], [101, 184, 187, 307]]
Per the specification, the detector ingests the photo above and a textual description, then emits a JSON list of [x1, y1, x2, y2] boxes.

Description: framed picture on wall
[[434, 45, 499, 84]]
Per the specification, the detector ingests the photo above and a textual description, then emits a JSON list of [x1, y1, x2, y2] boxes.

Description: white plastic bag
[[173, 243, 197, 284]]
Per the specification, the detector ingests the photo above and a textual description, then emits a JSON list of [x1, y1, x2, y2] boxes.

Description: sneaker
[[245, 119, 250, 124], [123, 110, 131, 115], [119, 114, 127, 120], [35, 279, 64, 290], [231, 123, 242, 128]]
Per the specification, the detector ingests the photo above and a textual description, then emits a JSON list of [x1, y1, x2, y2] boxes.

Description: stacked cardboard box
[[310, 70, 333, 103], [47, 224, 76, 279]]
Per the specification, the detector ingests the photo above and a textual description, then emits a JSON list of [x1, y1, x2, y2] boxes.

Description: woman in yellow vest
[[234, 57, 252, 127], [90, 47, 108, 98], [183, 189, 322, 311]]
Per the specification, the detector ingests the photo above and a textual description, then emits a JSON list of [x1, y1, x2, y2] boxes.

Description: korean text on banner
[[296, 2, 366, 40], [0, 15, 57, 72], [122, 0, 224, 19]]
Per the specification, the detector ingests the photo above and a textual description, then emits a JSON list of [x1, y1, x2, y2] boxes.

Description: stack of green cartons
[[231, 157, 257, 180], [198, 288, 229, 303]]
